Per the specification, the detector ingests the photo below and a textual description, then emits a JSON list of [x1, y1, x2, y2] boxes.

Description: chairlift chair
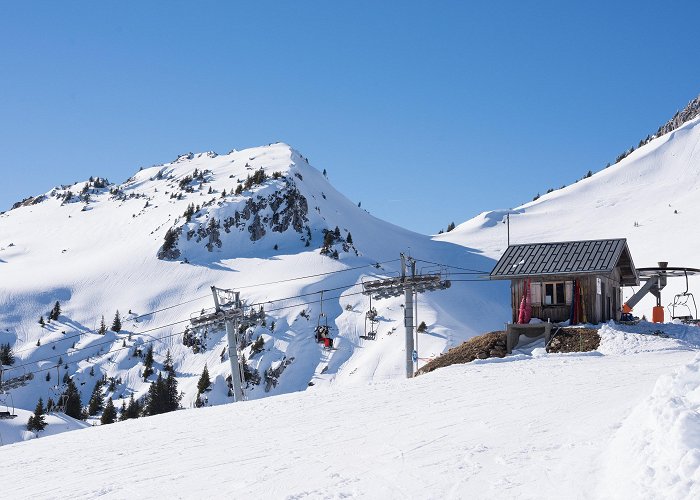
[[314, 291, 332, 347], [669, 270, 698, 322], [362, 295, 378, 340], [0, 391, 17, 419]]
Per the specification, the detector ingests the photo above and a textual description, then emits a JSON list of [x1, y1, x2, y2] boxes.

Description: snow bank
[[600, 354, 700, 499], [597, 323, 692, 356], [0, 408, 89, 446]]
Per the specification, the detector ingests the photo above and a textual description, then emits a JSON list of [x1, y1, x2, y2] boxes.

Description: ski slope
[[0, 324, 698, 499], [439, 115, 700, 319]]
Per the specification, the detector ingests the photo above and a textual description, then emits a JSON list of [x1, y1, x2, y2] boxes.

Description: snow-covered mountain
[[0, 142, 509, 440], [440, 95, 700, 317], [3, 97, 700, 498]]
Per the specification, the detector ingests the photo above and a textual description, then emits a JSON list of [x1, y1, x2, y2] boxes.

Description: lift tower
[[361, 254, 451, 378], [190, 287, 246, 402]]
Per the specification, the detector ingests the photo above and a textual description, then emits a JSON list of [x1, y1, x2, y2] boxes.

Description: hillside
[[1, 324, 698, 499], [440, 109, 700, 318], [0, 143, 509, 444]]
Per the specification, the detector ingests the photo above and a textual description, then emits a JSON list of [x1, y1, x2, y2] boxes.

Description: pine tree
[[111, 310, 122, 332], [144, 373, 165, 416], [100, 398, 117, 425], [39, 316, 45, 327], [119, 400, 128, 421], [165, 372, 181, 412], [197, 365, 211, 395], [45, 371, 51, 382], [27, 398, 47, 432], [163, 349, 175, 376], [87, 380, 105, 416], [0, 342, 14, 365], [62, 378, 84, 420], [123, 394, 141, 420], [98, 315, 107, 335], [346, 232, 353, 245], [143, 344, 154, 380], [49, 301, 61, 321]]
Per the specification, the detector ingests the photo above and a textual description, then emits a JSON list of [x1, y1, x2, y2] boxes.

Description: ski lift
[[314, 291, 332, 348], [48, 369, 69, 414], [0, 391, 17, 419], [669, 269, 698, 322], [361, 295, 378, 340]]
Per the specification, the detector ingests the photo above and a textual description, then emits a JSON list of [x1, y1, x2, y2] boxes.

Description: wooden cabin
[[490, 239, 639, 324]]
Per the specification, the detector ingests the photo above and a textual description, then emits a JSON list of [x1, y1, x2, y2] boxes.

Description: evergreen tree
[[119, 399, 128, 421], [27, 398, 47, 432], [123, 394, 141, 420], [62, 378, 84, 420], [144, 372, 181, 416], [346, 232, 353, 245], [163, 349, 175, 376], [143, 344, 154, 380], [111, 310, 122, 332], [39, 316, 45, 327], [100, 398, 117, 425], [0, 342, 14, 365], [49, 301, 61, 321], [144, 373, 166, 416], [197, 365, 211, 395], [165, 372, 181, 412], [98, 315, 107, 335], [45, 371, 51, 382], [447, 222, 456, 232], [87, 380, 105, 416]]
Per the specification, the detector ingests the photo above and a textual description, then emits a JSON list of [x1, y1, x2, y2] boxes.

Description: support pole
[[212, 286, 244, 402], [225, 317, 244, 402], [506, 213, 510, 246], [414, 286, 418, 370], [402, 254, 415, 379], [211, 286, 221, 312]]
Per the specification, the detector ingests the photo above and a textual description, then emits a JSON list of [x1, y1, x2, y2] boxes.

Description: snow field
[[600, 353, 700, 499], [0, 324, 696, 499]]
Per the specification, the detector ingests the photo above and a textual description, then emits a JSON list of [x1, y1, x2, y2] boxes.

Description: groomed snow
[[1, 325, 697, 499]]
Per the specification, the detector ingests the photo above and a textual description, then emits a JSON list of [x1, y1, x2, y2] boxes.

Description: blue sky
[[1, 1, 699, 234]]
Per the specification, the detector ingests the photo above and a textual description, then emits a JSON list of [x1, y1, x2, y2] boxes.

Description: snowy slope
[[440, 113, 700, 317], [0, 324, 697, 499], [0, 143, 509, 442]]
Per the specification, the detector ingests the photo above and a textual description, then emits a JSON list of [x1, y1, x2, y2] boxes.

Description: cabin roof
[[489, 238, 639, 286]]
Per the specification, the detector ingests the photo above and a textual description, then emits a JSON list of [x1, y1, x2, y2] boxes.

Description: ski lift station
[[490, 239, 639, 325], [490, 238, 700, 338]]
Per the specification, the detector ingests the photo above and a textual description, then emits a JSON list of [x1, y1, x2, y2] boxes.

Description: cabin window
[[544, 282, 566, 305]]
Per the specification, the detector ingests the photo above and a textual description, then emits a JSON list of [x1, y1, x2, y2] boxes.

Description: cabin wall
[[511, 272, 623, 324]]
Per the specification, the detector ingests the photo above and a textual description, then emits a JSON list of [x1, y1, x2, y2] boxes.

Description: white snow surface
[[0, 323, 697, 499]]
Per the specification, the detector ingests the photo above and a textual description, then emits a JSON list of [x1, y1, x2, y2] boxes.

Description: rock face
[[655, 94, 700, 138], [158, 176, 312, 259]]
